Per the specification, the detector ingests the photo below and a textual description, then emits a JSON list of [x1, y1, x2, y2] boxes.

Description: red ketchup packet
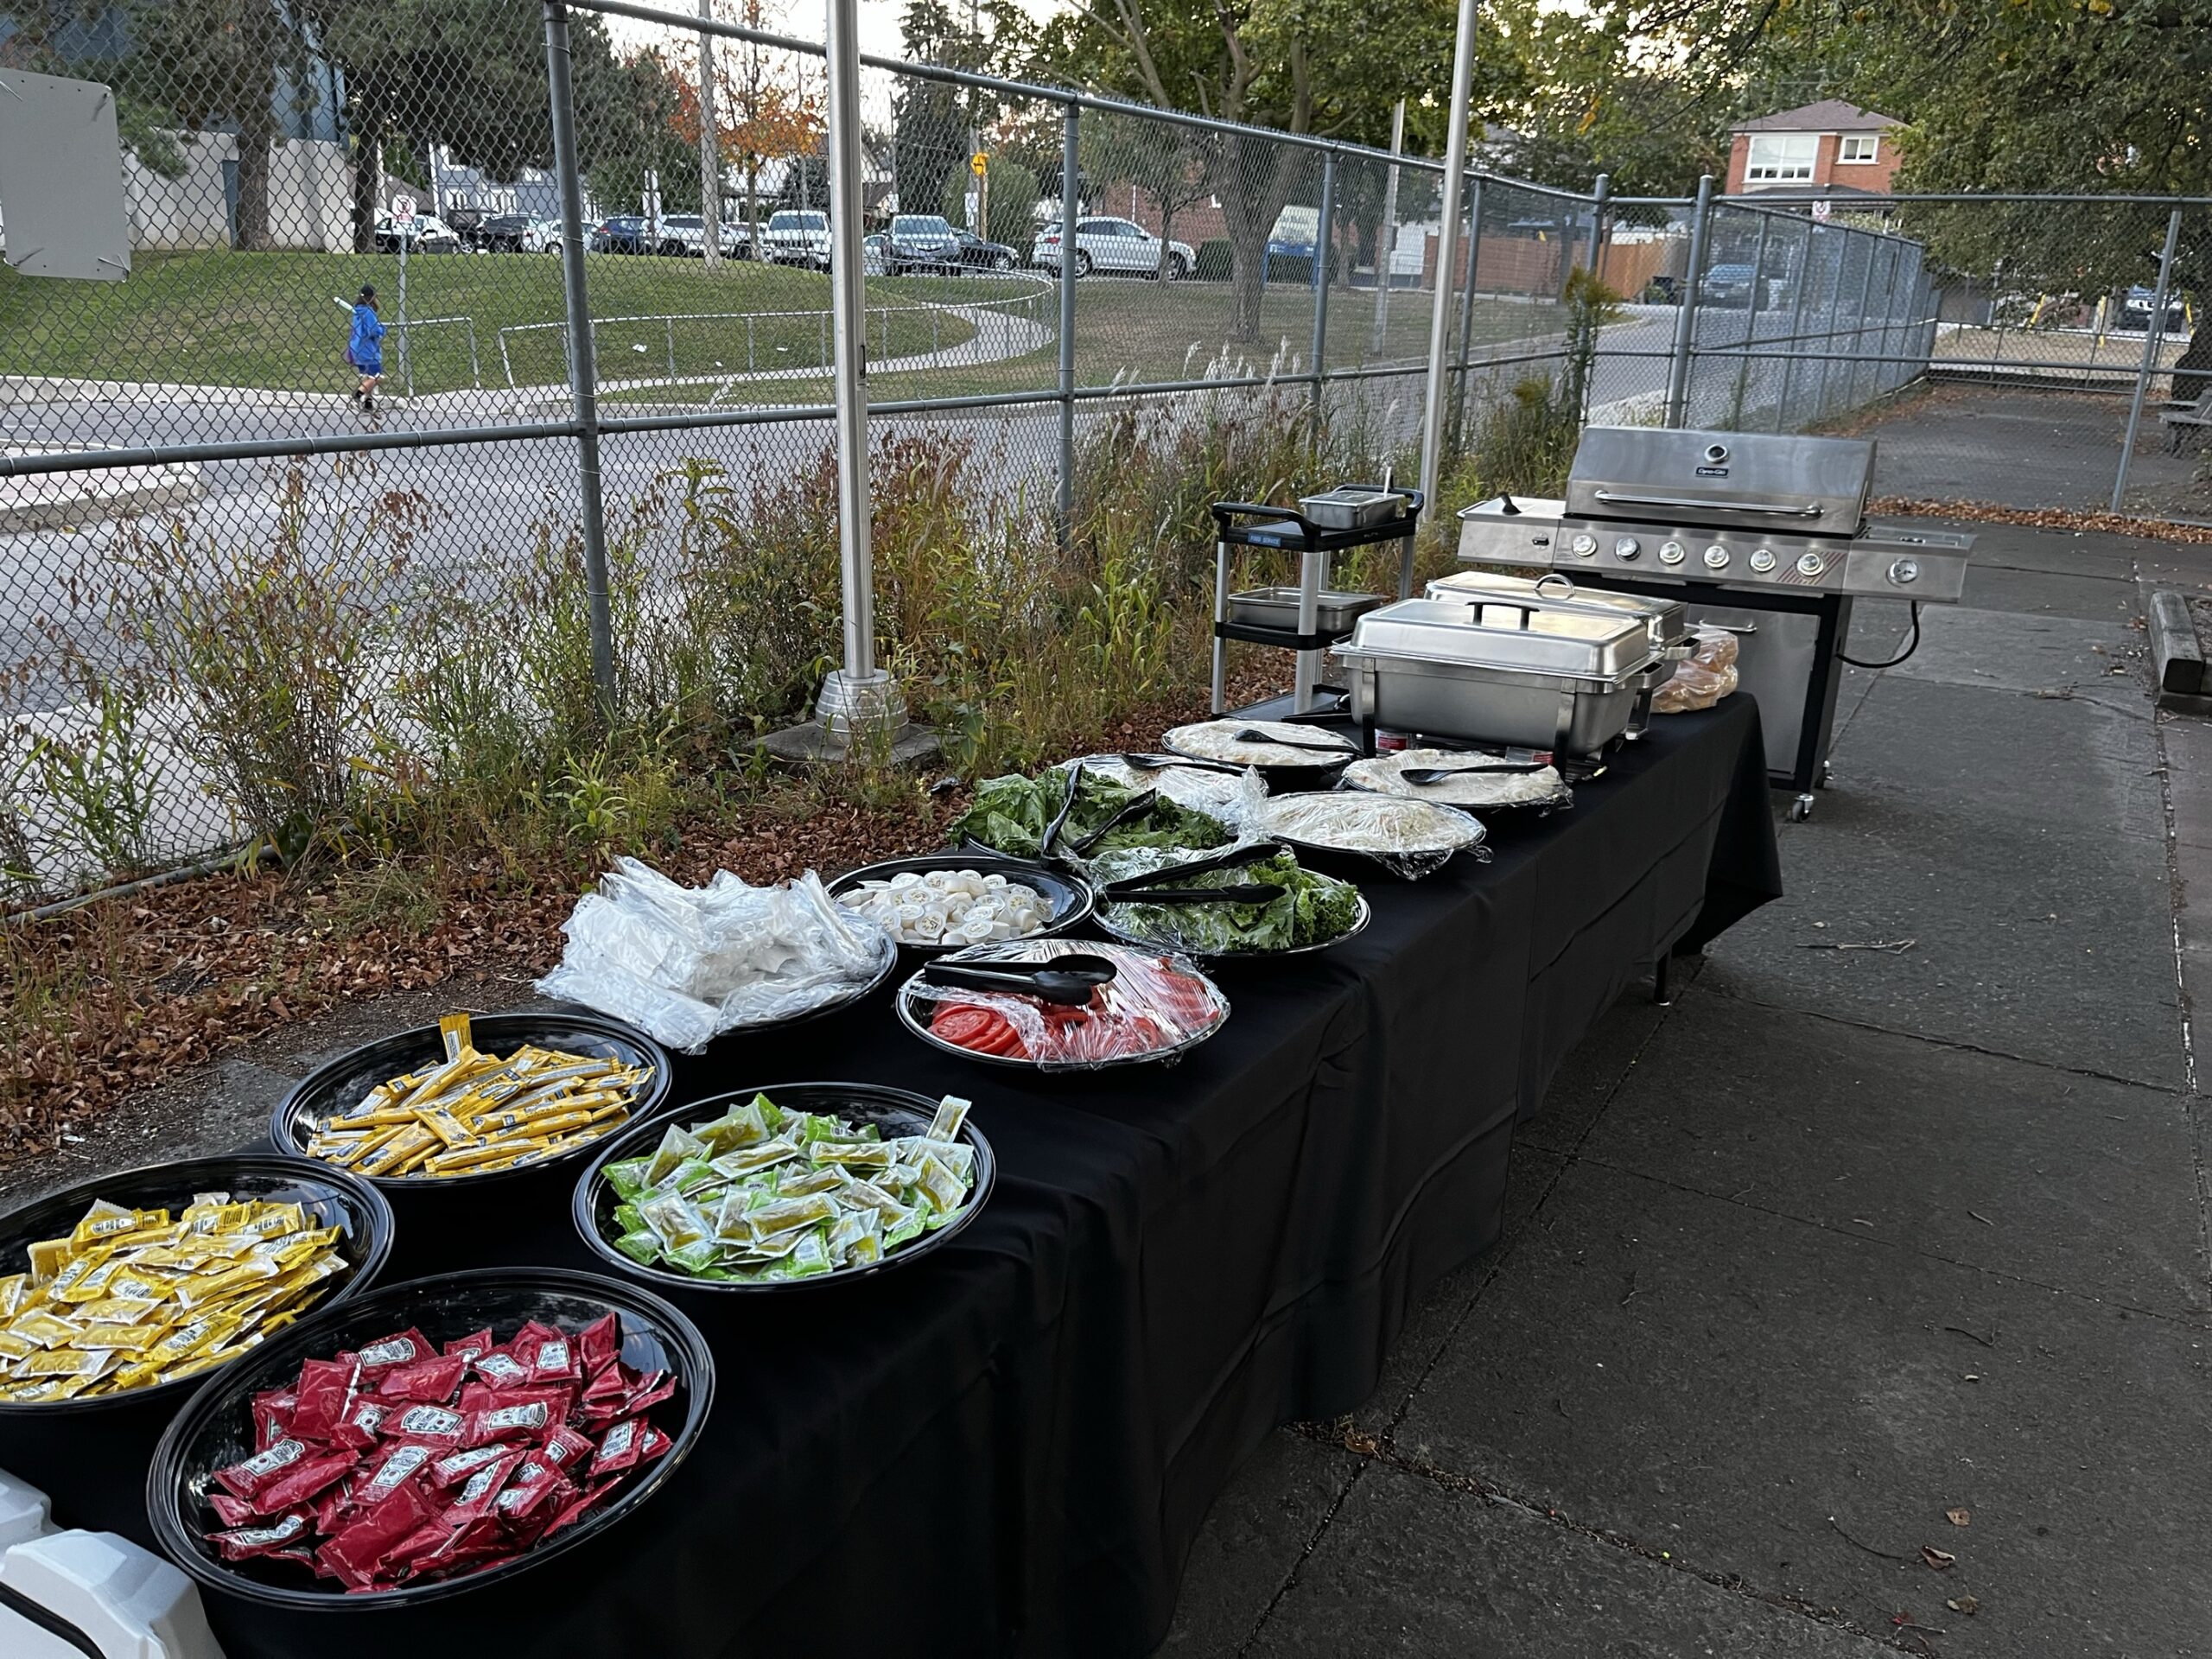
[[441, 1328, 495, 1363], [512, 1320, 582, 1386], [286, 1359, 359, 1444], [374, 1353, 468, 1404], [209, 1509, 315, 1563], [250, 1389, 297, 1451], [353, 1329, 435, 1373], [576, 1313, 620, 1380], [317, 1484, 432, 1591]]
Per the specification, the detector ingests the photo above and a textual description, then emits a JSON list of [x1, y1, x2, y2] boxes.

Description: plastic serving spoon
[[1230, 728, 1357, 758], [920, 954, 1120, 1006], [1398, 762, 1552, 785]]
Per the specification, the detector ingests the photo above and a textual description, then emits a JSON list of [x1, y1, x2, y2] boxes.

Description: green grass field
[[0, 247, 1573, 406], [0, 248, 994, 397]]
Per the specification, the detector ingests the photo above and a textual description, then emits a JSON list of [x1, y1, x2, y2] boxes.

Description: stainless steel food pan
[[1226, 587, 1388, 633]]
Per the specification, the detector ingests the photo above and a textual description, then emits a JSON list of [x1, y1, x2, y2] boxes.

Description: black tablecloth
[[194, 696, 1778, 1659]]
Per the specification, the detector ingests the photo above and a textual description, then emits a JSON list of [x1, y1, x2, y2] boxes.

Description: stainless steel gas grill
[[1455, 427, 1974, 819]]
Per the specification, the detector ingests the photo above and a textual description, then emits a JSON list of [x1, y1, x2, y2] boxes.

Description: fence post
[[1730, 212, 1770, 424], [666, 316, 677, 382], [1056, 103, 1078, 544], [542, 0, 615, 717], [1585, 173, 1609, 279], [1873, 240, 1904, 398], [1447, 175, 1484, 461], [1308, 152, 1335, 447], [696, 0, 721, 272], [2113, 205, 2184, 513], [1662, 174, 1713, 429]]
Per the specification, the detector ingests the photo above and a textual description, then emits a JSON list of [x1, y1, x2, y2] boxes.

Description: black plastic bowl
[[270, 1012, 673, 1275], [149, 1268, 713, 1619], [0, 1154, 393, 1545], [826, 854, 1094, 957], [572, 1082, 996, 1295]]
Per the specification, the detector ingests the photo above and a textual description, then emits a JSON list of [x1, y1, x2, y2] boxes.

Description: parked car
[[1030, 216, 1195, 279], [1701, 263, 1757, 308], [950, 227, 1018, 272], [372, 213, 462, 253], [473, 213, 538, 252], [862, 232, 891, 276], [524, 218, 565, 253], [658, 213, 752, 258], [885, 213, 962, 273], [2118, 284, 2188, 332], [761, 209, 831, 269], [590, 215, 655, 254]]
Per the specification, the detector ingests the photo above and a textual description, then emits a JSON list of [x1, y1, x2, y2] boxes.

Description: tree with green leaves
[[1080, 107, 1209, 277], [1745, 0, 2212, 388], [1036, 0, 1463, 340]]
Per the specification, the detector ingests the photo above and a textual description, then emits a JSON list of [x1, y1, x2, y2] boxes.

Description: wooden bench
[[2161, 394, 2212, 454]]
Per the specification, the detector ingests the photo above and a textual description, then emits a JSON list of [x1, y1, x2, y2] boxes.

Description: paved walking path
[[1160, 519, 2212, 1656]]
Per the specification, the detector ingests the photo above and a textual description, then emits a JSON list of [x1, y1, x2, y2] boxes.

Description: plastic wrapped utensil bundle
[[537, 858, 898, 1052]]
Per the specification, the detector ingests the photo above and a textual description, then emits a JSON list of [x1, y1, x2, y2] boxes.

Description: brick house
[[1726, 100, 1902, 197]]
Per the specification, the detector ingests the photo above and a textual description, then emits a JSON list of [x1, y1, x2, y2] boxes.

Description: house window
[[1745, 134, 1818, 181], [1838, 134, 1880, 164]]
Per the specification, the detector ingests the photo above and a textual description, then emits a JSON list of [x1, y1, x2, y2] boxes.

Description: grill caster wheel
[[1817, 760, 1833, 788], [1789, 793, 1815, 823]]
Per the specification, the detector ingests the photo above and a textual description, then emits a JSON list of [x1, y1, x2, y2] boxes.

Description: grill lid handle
[[1589, 489, 1827, 518]]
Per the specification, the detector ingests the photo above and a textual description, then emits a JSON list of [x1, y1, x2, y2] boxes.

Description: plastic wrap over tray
[[1248, 785, 1489, 880], [537, 859, 897, 1052], [899, 939, 1229, 1071], [1339, 750, 1574, 816], [1053, 754, 1262, 829]]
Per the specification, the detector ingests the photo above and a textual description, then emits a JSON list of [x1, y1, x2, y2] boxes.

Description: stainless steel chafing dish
[[1330, 595, 1658, 760], [1425, 570, 1695, 741]]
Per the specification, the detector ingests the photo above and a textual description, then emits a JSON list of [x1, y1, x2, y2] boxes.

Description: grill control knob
[[1702, 544, 1730, 570], [1657, 540, 1687, 566], [1887, 557, 1920, 586], [1613, 536, 1642, 561], [1747, 547, 1777, 575], [1570, 532, 1599, 557], [1796, 551, 1827, 578]]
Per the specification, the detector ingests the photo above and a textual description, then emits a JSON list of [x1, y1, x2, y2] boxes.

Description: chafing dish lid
[[1338, 597, 1653, 681], [1425, 570, 1689, 646]]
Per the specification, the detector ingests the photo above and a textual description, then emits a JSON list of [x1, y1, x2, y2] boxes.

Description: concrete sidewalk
[[1161, 521, 2210, 1657]]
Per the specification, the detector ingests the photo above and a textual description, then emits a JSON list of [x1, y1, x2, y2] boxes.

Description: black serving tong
[[919, 953, 1119, 1006], [1099, 841, 1287, 896], [1230, 728, 1357, 759], [1065, 788, 1162, 855], [1118, 752, 1243, 775], [1039, 762, 1087, 856], [1398, 761, 1553, 785]]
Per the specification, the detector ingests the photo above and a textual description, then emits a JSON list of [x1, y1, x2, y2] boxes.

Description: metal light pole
[[811, 0, 906, 738], [697, 0, 721, 269], [1418, 0, 1481, 500], [542, 0, 614, 715], [1370, 99, 1405, 353]]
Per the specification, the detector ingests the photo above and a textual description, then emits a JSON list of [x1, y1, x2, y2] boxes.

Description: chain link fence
[[0, 0, 1984, 908]]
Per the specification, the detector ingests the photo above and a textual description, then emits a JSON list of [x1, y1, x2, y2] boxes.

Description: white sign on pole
[[0, 69, 132, 280], [1810, 199, 1832, 224], [391, 194, 419, 225]]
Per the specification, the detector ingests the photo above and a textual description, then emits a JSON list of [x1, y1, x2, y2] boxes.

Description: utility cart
[[1209, 485, 1424, 717]]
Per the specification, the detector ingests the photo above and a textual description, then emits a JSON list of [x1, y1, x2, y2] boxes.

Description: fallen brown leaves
[[1870, 496, 2212, 544]]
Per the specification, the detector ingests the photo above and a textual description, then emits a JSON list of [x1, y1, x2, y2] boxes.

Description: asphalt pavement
[[1157, 518, 2212, 1657]]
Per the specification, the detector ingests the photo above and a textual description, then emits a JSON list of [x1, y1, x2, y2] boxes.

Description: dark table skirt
[[191, 697, 1778, 1659]]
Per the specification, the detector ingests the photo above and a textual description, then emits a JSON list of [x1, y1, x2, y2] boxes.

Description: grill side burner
[[1455, 426, 1975, 818]]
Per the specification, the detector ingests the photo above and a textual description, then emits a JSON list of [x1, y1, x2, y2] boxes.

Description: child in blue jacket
[[347, 285, 385, 414]]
